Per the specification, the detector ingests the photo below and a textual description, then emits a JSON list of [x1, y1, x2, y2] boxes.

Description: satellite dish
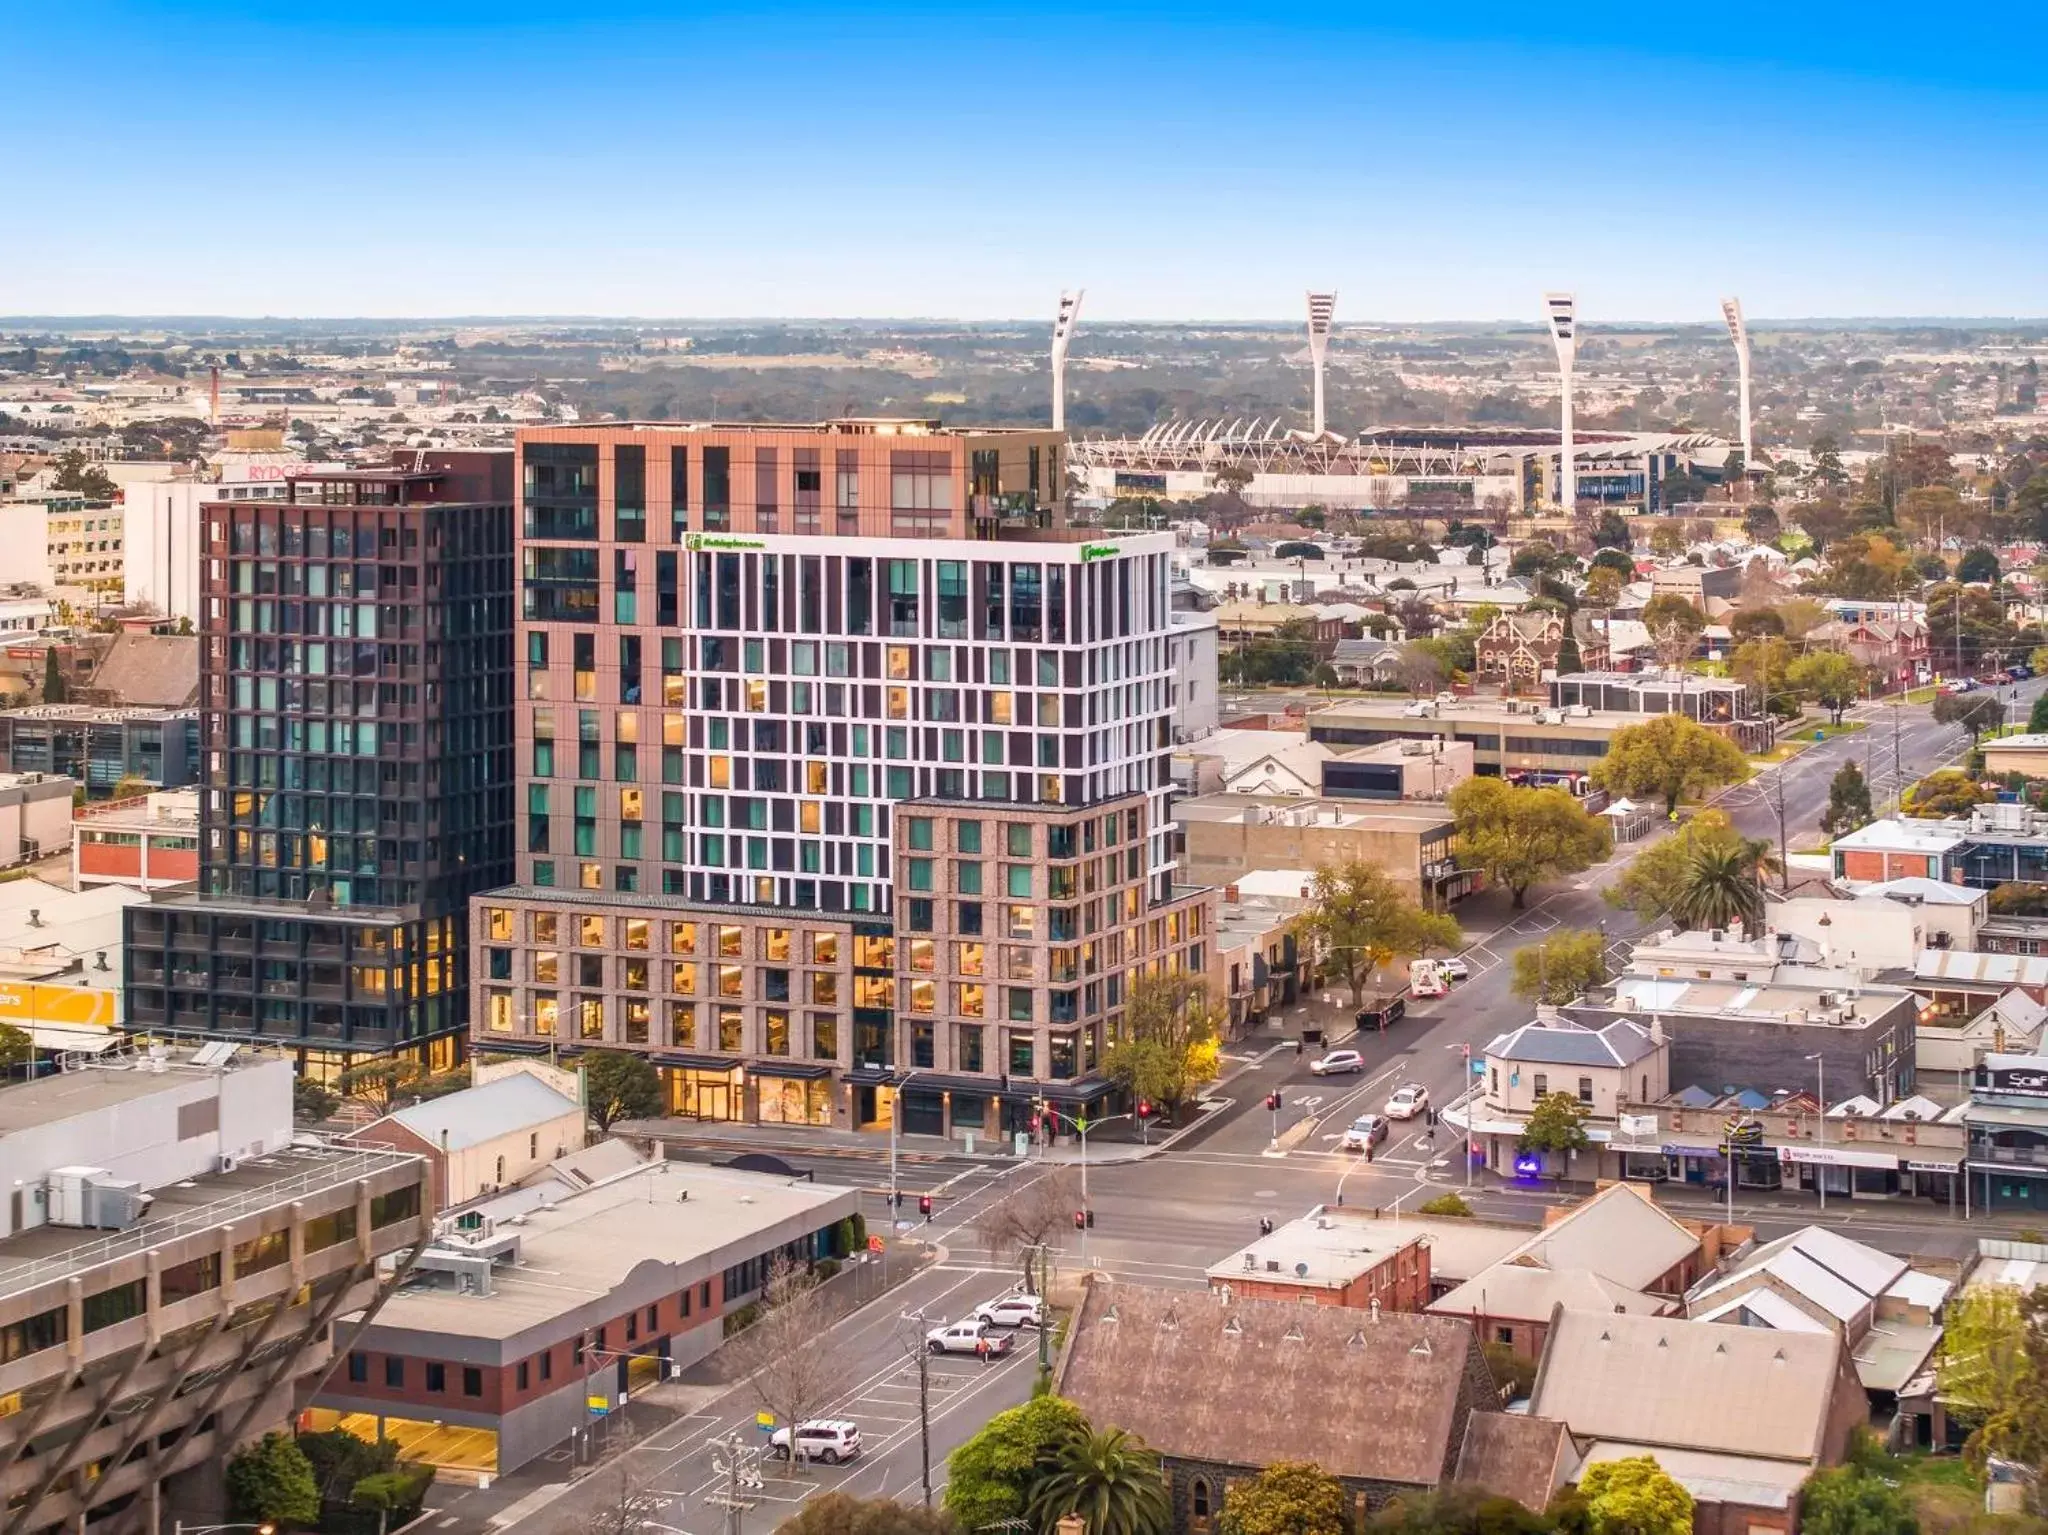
[[1295, 1262, 1310, 1278]]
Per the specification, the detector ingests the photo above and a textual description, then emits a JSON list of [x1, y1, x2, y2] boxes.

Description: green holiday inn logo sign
[[1079, 543, 1121, 563], [684, 534, 767, 552]]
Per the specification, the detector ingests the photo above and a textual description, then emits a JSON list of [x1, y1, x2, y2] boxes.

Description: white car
[[974, 1293, 1046, 1329], [1385, 1084, 1430, 1120], [1438, 957, 1471, 982], [1310, 1049, 1365, 1076], [769, 1420, 862, 1464], [927, 1318, 1014, 1356]]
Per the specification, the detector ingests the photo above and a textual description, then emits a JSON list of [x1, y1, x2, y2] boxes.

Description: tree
[[1449, 779, 1610, 910], [296, 1425, 401, 1505], [1672, 842, 1772, 931], [1822, 762, 1874, 838], [945, 1396, 1090, 1534], [1217, 1461, 1349, 1535], [1812, 434, 1848, 489], [1590, 548, 1634, 576], [977, 1167, 1081, 1292], [50, 447, 118, 501], [1591, 511, 1631, 551], [1728, 606, 1785, 642], [293, 1076, 341, 1121], [1649, 523, 1687, 559], [1787, 650, 1865, 724], [1369, 1486, 1553, 1535], [1731, 636, 1796, 712], [1604, 810, 1745, 921], [224, 1431, 321, 1529], [2031, 690, 2048, 734], [1581, 566, 1624, 608], [1102, 972, 1222, 1119], [1518, 1092, 1590, 1163], [1592, 714, 1751, 816], [1304, 859, 1462, 1005], [1901, 767, 1989, 817], [337, 1058, 421, 1115], [1960, 546, 2003, 584], [728, 1258, 838, 1467], [1796, 1465, 1915, 1535], [41, 648, 66, 704], [1778, 596, 1832, 643], [1932, 689, 2007, 744], [1639, 593, 1706, 664], [1511, 930, 1611, 1005], [1926, 581, 2018, 673], [583, 1048, 663, 1129], [1577, 1456, 1692, 1535], [775, 1493, 960, 1535], [1026, 1425, 1172, 1535]]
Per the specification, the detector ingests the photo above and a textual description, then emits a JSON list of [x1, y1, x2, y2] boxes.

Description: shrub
[[723, 1301, 762, 1337], [1417, 1192, 1474, 1217]]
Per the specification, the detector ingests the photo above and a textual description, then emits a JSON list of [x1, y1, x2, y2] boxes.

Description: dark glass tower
[[125, 452, 516, 1078]]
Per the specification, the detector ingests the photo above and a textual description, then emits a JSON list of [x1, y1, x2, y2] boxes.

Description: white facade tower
[[1050, 290, 1085, 432], [1544, 292, 1578, 509], [1306, 291, 1336, 438], [1721, 296, 1752, 471]]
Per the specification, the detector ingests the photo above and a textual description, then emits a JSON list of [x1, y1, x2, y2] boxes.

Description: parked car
[[769, 1420, 863, 1464], [1340, 1114, 1389, 1151], [1384, 1083, 1430, 1120], [1941, 678, 1976, 694], [927, 1318, 1014, 1356], [974, 1293, 1046, 1329], [1311, 1049, 1366, 1076], [1437, 956, 1471, 982]]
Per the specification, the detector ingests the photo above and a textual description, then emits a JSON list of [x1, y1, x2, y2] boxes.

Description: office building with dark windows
[[472, 421, 1218, 1135], [125, 453, 516, 1081]]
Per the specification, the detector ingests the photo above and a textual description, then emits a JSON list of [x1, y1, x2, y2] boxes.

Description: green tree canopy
[[1449, 778, 1612, 910], [1822, 761, 1874, 839], [224, 1431, 322, 1528], [1901, 767, 1990, 818], [1787, 650, 1865, 724], [41, 648, 66, 704], [1795, 1464, 1915, 1535], [0, 1022, 30, 1073], [1591, 714, 1751, 815], [1026, 1426, 1171, 1535], [1672, 840, 1775, 932], [773, 1493, 960, 1535], [1639, 593, 1706, 646], [944, 1396, 1091, 1533], [1519, 1093, 1591, 1158], [1218, 1461, 1349, 1535], [583, 1049, 663, 1129], [50, 447, 118, 500], [1577, 1455, 1693, 1535], [1589, 548, 1635, 576], [1932, 689, 2007, 743], [1304, 859, 1462, 1006], [1510, 930, 1611, 1006], [1959, 546, 2002, 584], [1102, 971, 1222, 1117], [1605, 809, 1748, 922]]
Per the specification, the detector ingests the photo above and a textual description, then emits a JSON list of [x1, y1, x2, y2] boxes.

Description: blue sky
[[10, 1, 2046, 321]]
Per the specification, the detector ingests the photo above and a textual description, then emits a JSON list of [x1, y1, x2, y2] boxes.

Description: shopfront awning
[[31, 1026, 121, 1055], [1778, 1145, 1904, 1171], [841, 1065, 903, 1086], [749, 1062, 833, 1080], [654, 1052, 743, 1073]]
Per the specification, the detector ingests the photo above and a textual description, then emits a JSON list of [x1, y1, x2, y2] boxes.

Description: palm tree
[[1673, 843, 1767, 932], [1027, 1427, 1171, 1535]]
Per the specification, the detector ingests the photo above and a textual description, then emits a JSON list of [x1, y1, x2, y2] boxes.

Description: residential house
[[1806, 617, 1930, 694], [1528, 1311, 1868, 1535], [1477, 610, 1582, 694], [1329, 636, 1404, 686], [1212, 600, 1345, 654], [349, 1065, 587, 1212], [1054, 1281, 1501, 1526]]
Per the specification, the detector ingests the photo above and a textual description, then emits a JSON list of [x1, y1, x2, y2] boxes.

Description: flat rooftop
[[1601, 975, 1912, 1024], [1210, 1206, 1527, 1289], [521, 418, 1052, 439], [0, 1137, 420, 1301], [1310, 698, 1638, 731], [1176, 793, 1452, 831], [373, 1161, 857, 1341]]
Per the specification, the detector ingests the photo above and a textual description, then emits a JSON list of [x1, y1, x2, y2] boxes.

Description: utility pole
[[1807, 1052, 1827, 1214], [897, 1310, 935, 1507], [706, 1430, 764, 1535]]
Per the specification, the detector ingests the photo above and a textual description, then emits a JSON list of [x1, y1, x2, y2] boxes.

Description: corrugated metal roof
[[1917, 951, 2048, 986], [384, 1072, 580, 1152]]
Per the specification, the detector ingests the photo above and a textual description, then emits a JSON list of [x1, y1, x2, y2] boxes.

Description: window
[[426, 1362, 447, 1393], [1533, 1073, 1548, 1097], [1578, 1076, 1594, 1104], [385, 1356, 405, 1387], [347, 1351, 368, 1383], [517, 1360, 530, 1390], [1192, 1480, 1212, 1521], [462, 1366, 483, 1397], [1007, 822, 1034, 857]]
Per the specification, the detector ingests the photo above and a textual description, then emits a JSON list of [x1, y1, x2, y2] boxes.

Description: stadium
[[1069, 420, 1728, 515]]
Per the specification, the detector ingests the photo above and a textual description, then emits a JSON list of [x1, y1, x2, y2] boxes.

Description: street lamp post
[[888, 1070, 918, 1218], [1446, 1041, 1475, 1187], [1807, 1051, 1827, 1213]]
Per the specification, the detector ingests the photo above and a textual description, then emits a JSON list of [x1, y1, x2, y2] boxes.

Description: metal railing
[[0, 1147, 421, 1299]]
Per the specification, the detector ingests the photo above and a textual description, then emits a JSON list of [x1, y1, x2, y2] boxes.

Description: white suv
[[770, 1419, 862, 1464], [975, 1293, 1046, 1329]]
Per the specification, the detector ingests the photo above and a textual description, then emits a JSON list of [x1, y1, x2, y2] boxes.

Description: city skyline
[[11, 1, 2046, 321]]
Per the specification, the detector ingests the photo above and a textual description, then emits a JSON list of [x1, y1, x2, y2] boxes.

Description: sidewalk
[[616, 1039, 1293, 1170]]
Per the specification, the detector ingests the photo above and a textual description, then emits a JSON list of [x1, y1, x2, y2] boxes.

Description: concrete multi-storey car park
[[474, 421, 1217, 1134], [0, 1049, 428, 1535]]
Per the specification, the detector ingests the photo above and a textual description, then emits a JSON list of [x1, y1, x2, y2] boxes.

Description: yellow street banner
[[756, 1412, 775, 1428], [0, 984, 119, 1029]]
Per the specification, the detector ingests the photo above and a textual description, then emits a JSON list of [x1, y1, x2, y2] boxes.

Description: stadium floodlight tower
[[1544, 292, 1578, 509], [1050, 289, 1085, 432], [1306, 291, 1337, 437], [1721, 296, 1752, 470]]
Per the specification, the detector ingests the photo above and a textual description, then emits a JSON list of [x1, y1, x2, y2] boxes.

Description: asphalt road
[[470, 682, 2039, 1535]]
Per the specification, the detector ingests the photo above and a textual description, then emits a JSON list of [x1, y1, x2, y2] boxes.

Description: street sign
[[587, 1395, 609, 1415], [756, 1411, 776, 1429], [866, 1234, 884, 1254]]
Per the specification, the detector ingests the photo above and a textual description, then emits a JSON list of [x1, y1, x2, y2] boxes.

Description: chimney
[[26, 909, 41, 928], [1535, 1003, 1561, 1025]]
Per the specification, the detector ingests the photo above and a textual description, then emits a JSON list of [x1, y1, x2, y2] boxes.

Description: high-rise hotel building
[[473, 421, 1216, 1135], [125, 453, 517, 1079]]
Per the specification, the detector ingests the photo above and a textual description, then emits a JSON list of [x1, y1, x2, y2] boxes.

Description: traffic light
[[918, 1194, 933, 1221], [1265, 1091, 1282, 1112], [1027, 1113, 1041, 1133], [1136, 1100, 1153, 1120], [1074, 1208, 1094, 1229]]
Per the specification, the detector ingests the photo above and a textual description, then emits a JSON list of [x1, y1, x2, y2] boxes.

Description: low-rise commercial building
[[0, 703, 199, 796], [1176, 793, 1463, 905], [0, 771, 72, 869], [71, 787, 199, 889], [309, 1159, 857, 1479], [0, 1048, 430, 1533]]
